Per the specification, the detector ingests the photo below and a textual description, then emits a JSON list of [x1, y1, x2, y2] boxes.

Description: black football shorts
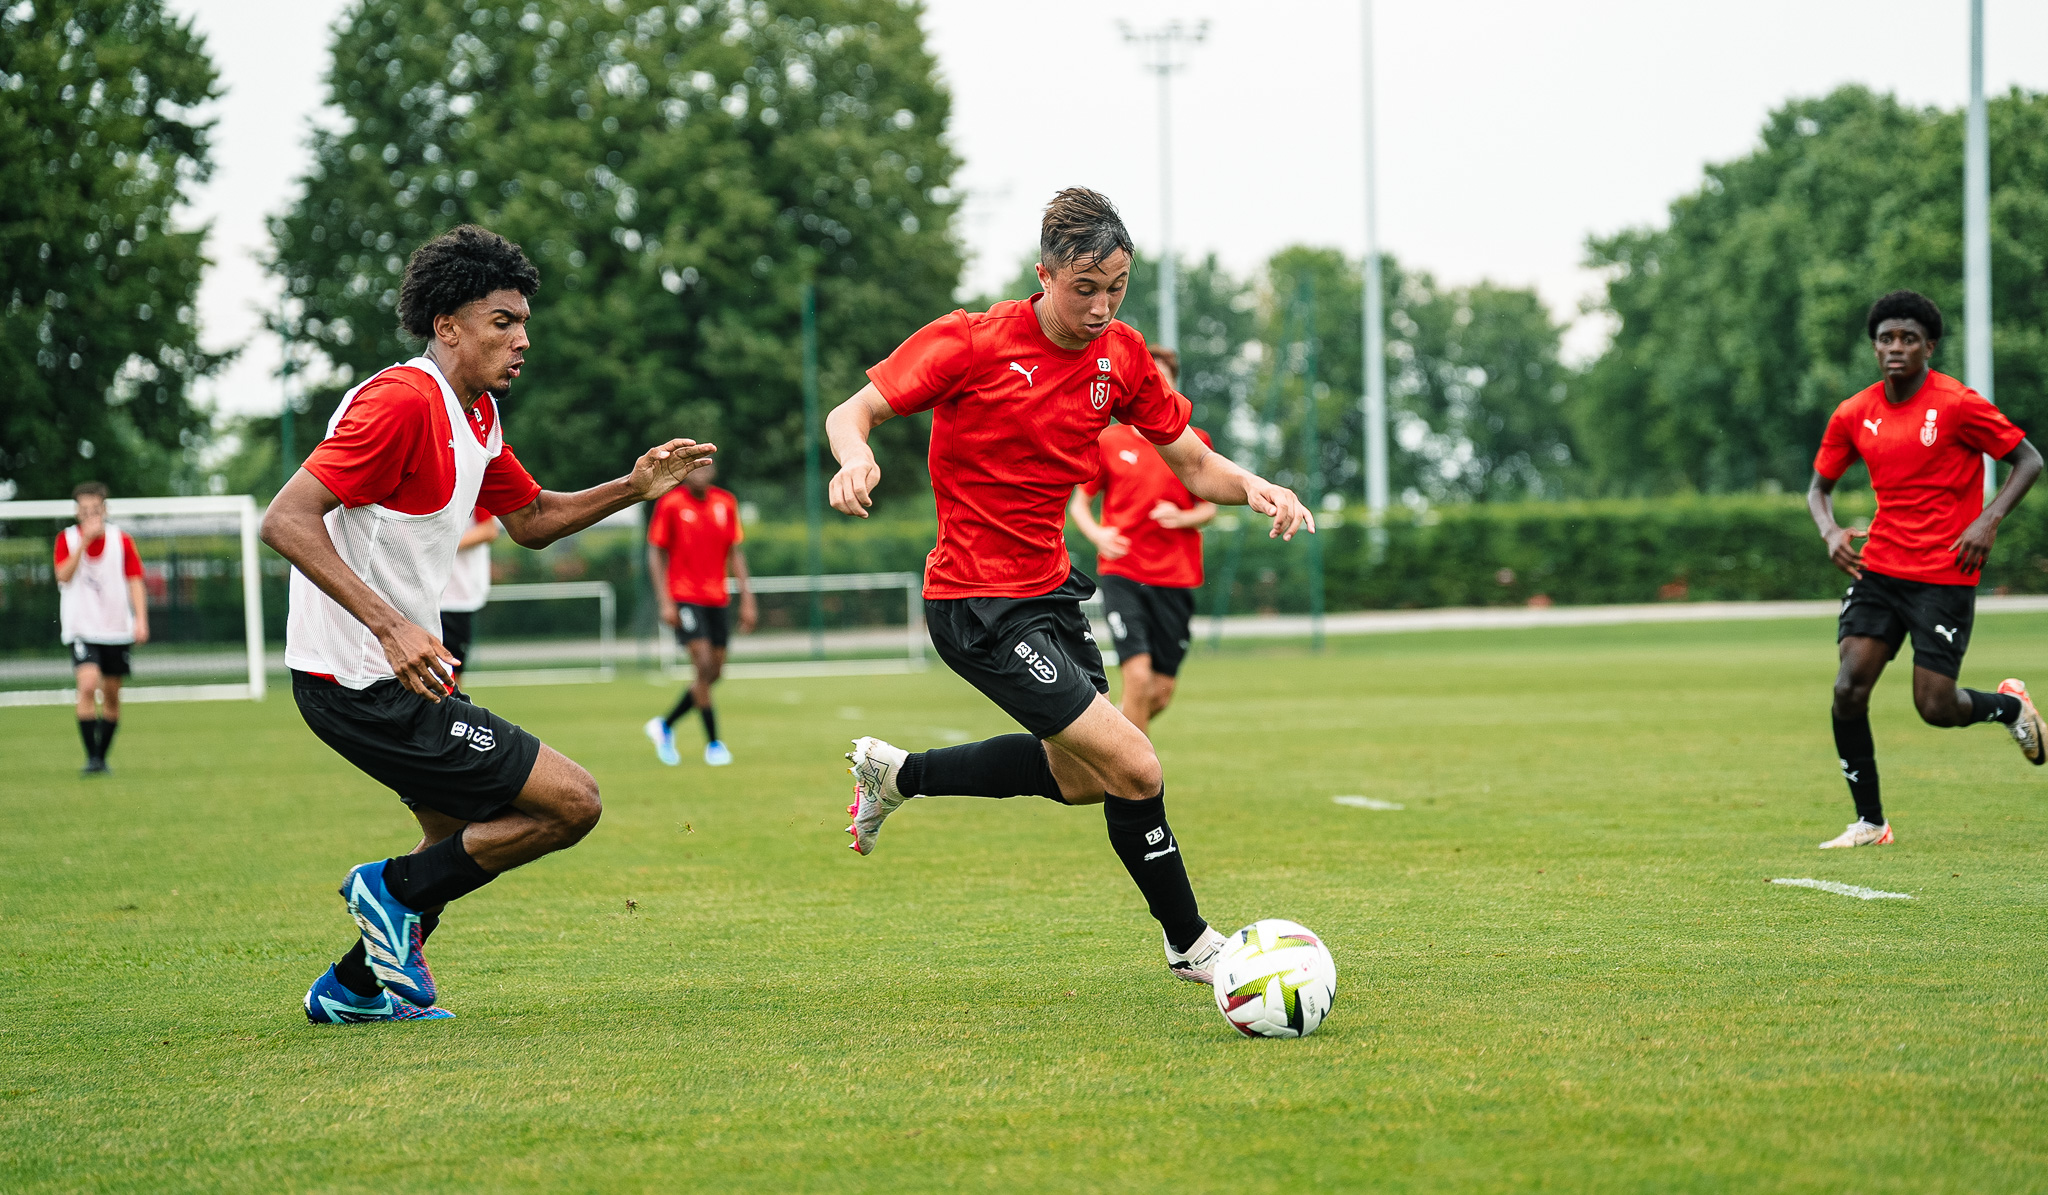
[[673, 603, 730, 649], [925, 570, 1110, 739], [438, 610, 475, 672], [293, 671, 542, 822], [1837, 569, 1977, 679], [70, 641, 133, 678], [1098, 575, 1197, 678]]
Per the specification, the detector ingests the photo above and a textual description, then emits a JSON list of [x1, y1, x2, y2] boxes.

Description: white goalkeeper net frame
[[655, 570, 928, 680], [0, 495, 266, 707], [459, 580, 617, 688]]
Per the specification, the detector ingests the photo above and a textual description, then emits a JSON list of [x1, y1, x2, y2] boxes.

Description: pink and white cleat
[[1998, 679, 2046, 766], [843, 737, 909, 856], [1818, 819, 1893, 849]]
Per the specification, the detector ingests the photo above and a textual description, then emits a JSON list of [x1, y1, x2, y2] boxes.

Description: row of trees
[[10, 0, 2048, 510]]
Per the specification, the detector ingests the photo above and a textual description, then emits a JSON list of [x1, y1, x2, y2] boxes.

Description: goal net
[[0, 496, 266, 707], [654, 570, 929, 680]]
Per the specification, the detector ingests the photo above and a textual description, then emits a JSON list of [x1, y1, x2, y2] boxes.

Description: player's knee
[[1913, 693, 1958, 727], [1832, 677, 1871, 713], [1112, 750, 1163, 799], [550, 768, 603, 844]]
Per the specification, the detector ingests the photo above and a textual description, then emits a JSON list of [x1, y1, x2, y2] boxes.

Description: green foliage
[[1577, 85, 2048, 494], [269, 0, 963, 515], [0, 0, 223, 499]]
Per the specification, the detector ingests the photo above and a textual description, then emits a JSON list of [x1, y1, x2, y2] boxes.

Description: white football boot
[[1818, 819, 1893, 849], [1164, 925, 1230, 984], [844, 737, 910, 856], [1998, 679, 2047, 766]]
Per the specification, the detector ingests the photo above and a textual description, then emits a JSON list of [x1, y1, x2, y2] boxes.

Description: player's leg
[[1899, 584, 2044, 762], [1824, 634, 1893, 848], [97, 667, 123, 765], [1117, 652, 1159, 735], [327, 806, 463, 1003], [691, 609, 731, 764], [1139, 586, 1194, 726], [73, 655, 103, 772], [645, 615, 705, 765]]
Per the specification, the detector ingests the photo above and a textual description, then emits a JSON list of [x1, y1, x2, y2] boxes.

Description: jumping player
[[1808, 289, 2045, 849], [437, 508, 500, 687], [1068, 345, 1215, 736], [54, 481, 149, 776], [263, 226, 714, 1023], [643, 460, 757, 767], [825, 188, 1313, 983]]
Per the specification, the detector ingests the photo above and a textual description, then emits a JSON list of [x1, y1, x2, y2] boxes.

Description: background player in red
[[643, 460, 757, 767], [823, 188, 1313, 985], [54, 481, 149, 776], [1808, 289, 2045, 850], [1068, 345, 1215, 736]]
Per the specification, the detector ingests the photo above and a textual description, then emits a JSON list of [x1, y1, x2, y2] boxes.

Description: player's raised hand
[[1089, 524, 1132, 560], [1825, 525, 1867, 578], [1245, 480, 1315, 541], [633, 439, 717, 500], [830, 457, 882, 517], [379, 620, 459, 703], [1951, 515, 1999, 575]]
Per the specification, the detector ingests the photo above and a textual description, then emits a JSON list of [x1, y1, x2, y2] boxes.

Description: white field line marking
[[1333, 795, 1405, 811], [1771, 877, 1912, 901]]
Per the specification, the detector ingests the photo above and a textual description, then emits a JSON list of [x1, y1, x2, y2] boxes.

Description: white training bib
[[439, 528, 494, 614], [58, 525, 137, 645], [283, 357, 501, 688]]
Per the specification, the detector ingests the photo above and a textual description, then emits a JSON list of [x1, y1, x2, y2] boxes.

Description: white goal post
[[459, 580, 616, 687], [655, 570, 928, 680], [0, 495, 265, 707]]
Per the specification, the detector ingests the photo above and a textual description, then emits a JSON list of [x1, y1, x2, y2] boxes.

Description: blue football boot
[[339, 861, 436, 1007], [304, 965, 453, 1024]]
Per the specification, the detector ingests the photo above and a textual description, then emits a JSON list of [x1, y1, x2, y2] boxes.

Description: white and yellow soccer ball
[[1212, 919, 1337, 1038]]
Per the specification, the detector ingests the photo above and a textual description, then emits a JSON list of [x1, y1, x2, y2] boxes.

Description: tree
[[0, 0, 221, 499], [270, 0, 963, 514], [1577, 85, 2048, 494]]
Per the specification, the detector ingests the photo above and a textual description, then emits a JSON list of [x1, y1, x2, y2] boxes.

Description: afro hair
[[397, 225, 541, 339], [1865, 289, 1943, 341]]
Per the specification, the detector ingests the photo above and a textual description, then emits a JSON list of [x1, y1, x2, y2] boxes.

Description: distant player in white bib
[[438, 508, 500, 688], [54, 481, 149, 776]]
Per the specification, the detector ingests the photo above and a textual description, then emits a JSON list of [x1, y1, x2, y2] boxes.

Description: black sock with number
[[1833, 710, 1883, 825], [1103, 791, 1207, 952], [899, 734, 1061, 800], [1962, 688, 2022, 725], [664, 690, 694, 728], [97, 718, 117, 760], [381, 829, 496, 910], [77, 717, 98, 762], [335, 909, 443, 998], [700, 704, 719, 743]]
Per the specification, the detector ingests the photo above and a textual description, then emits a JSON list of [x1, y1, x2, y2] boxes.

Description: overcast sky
[[170, 0, 2048, 417]]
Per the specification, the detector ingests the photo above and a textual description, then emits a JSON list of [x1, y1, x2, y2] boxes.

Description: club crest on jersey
[[1013, 641, 1058, 684], [1921, 407, 1938, 446], [1090, 380, 1111, 410]]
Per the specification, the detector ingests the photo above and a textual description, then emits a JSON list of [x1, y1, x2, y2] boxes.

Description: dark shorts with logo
[[1837, 569, 1977, 679], [70, 641, 133, 678], [1099, 575, 1197, 678], [673, 603, 730, 649], [925, 570, 1110, 739], [439, 610, 475, 672], [292, 671, 542, 822]]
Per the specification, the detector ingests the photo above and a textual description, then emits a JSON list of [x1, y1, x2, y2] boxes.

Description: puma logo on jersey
[[1839, 758, 1860, 783], [1008, 361, 1039, 386], [1934, 624, 1956, 643], [1119, 450, 1140, 465], [1862, 418, 1882, 435]]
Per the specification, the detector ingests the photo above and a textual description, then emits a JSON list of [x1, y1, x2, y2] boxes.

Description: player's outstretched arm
[[1155, 427, 1315, 541], [1951, 437, 2044, 574], [826, 384, 897, 518], [1807, 469, 1865, 578], [499, 439, 716, 549], [261, 469, 459, 700]]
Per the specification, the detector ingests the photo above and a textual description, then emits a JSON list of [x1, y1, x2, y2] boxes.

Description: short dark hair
[[1866, 289, 1943, 341], [397, 225, 541, 339], [1040, 188, 1134, 275], [73, 481, 108, 501]]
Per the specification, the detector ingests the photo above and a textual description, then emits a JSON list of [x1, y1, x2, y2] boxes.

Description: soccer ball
[[1212, 919, 1337, 1038]]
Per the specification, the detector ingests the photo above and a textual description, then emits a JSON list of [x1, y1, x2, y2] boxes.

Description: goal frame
[[459, 580, 617, 687], [0, 495, 266, 707], [656, 570, 928, 680]]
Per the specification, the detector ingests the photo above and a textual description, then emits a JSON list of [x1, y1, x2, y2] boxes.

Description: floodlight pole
[[1122, 20, 1207, 351], [1965, 0, 1995, 501], [802, 281, 825, 660], [1360, 0, 1389, 555]]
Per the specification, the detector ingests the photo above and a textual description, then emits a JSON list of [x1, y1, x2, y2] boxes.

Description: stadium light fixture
[[1119, 19, 1208, 353]]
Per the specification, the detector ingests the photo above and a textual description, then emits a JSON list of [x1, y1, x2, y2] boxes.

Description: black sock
[[700, 704, 719, 743], [381, 829, 496, 910], [1103, 791, 1206, 952], [335, 909, 442, 999], [1961, 688, 2022, 725], [97, 718, 117, 759], [419, 909, 442, 941], [78, 717, 98, 762], [902, 734, 1060, 799], [664, 690, 694, 728], [1833, 710, 1883, 825]]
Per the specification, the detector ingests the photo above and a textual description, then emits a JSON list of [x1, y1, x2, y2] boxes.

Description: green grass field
[[5, 615, 2048, 1192]]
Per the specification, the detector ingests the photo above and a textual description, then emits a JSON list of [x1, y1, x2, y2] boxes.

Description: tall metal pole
[[1122, 20, 1206, 351], [1965, 0, 1995, 501], [1361, 1, 1389, 544], [802, 281, 824, 660]]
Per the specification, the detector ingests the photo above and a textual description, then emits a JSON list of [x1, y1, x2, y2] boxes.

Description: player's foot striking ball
[[1807, 289, 2043, 848], [262, 225, 716, 1017], [824, 188, 1313, 978]]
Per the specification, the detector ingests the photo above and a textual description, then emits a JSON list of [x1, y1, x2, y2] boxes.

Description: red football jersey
[[302, 367, 541, 517], [1814, 370, 2026, 586], [1083, 423, 1212, 589], [648, 484, 743, 606], [867, 295, 1192, 598]]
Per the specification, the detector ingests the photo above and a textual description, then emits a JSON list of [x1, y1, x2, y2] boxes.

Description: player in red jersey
[[263, 226, 714, 1023], [1808, 289, 2045, 850], [824, 189, 1313, 984], [1068, 346, 1216, 735], [54, 481, 149, 775], [643, 460, 756, 767]]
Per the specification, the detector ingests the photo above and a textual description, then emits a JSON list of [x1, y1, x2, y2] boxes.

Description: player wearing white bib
[[263, 226, 715, 1024], [54, 481, 149, 776], [438, 508, 500, 688]]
